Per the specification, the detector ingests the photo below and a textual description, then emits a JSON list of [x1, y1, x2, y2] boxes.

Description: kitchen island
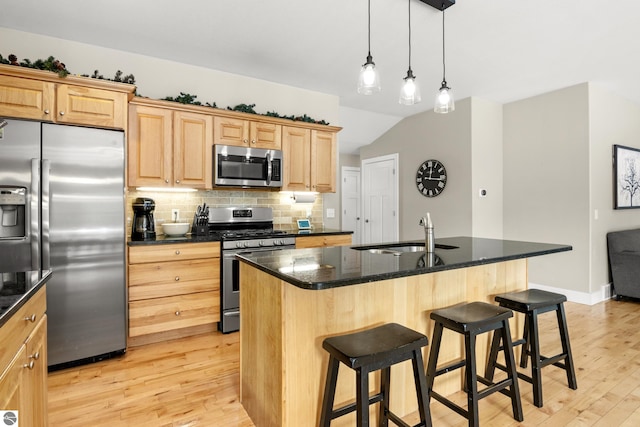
[[237, 237, 571, 427]]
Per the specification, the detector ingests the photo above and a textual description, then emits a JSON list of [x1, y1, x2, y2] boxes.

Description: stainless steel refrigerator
[[0, 118, 126, 368]]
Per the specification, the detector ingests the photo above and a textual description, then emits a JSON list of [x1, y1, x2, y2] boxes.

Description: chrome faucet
[[419, 212, 435, 253]]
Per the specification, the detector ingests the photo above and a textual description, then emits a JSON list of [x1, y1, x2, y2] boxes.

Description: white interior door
[[362, 154, 398, 244], [341, 166, 361, 244]]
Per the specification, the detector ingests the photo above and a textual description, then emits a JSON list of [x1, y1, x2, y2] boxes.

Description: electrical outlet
[[171, 209, 180, 221]]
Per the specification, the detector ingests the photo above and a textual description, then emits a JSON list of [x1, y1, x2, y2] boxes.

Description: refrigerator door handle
[[30, 159, 41, 271], [41, 159, 50, 270]]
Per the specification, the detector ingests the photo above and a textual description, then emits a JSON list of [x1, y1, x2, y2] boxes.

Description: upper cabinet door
[[174, 111, 213, 189], [282, 126, 311, 191], [128, 105, 173, 188], [56, 85, 127, 129], [311, 130, 336, 193], [214, 116, 249, 147], [249, 121, 282, 150], [0, 75, 54, 121]]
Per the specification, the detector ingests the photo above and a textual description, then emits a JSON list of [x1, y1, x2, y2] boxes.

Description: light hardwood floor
[[48, 299, 640, 426]]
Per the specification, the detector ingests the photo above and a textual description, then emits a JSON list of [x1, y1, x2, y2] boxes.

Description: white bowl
[[162, 222, 190, 236]]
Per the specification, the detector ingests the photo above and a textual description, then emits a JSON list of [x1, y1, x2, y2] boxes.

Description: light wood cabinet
[[128, 102, 213, 189], [0, 285, 48, 427], [128, 242, 220, 345], [0, 64, 133, 129], [214, 116, 281, 149], [282, 127, 337, 192], [295, 234, 352, 249]]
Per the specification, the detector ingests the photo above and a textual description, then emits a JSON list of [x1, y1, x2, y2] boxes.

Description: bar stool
[[425, 302, 523, 427], [485, 289, 578, 408], [319, 323, 432, 427]]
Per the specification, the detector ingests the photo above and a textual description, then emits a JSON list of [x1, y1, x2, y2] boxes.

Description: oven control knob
[[259, 241, 265, 247], [243, 242, 249, 248], [235, 242, 243, 249]]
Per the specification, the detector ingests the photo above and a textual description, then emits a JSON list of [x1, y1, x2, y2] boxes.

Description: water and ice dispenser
[[0, 187, 26, 239]]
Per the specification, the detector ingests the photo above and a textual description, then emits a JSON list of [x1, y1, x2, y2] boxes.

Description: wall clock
[[416, 159, 447, 197]]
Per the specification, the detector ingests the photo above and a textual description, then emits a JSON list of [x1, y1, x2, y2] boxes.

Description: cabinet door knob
[[30, 352, 40, 361], [175, 250, 181, 255], [24, 360, 35, 370], [243, 139, 249, 145], [59, 111, 65, 116], [44, 109, 50, 115], [165, 179, 170, 184], [251, 139, 256, 145], [175, 276, 180, 281], [175, 179, 180, 184], [175, 311, 181, 316], [24, 314, 36, 323]]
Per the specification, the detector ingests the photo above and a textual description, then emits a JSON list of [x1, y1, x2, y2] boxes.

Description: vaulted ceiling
[[2, 0, 639, 153]]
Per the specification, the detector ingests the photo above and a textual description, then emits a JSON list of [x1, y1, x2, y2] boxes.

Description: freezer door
[[42, 123, 127, 367], [0, 119, 41, 272]]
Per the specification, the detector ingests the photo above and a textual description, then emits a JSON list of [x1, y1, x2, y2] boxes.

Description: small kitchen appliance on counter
[[131, 198, 156, 241]]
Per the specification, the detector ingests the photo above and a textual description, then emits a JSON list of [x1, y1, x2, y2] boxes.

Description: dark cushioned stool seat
[[426, 302, 523, 427], [319, 323, 431, 427], [485, 289, 577, 408]]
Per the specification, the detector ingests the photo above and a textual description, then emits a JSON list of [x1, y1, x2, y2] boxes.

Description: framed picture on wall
[[614, 144, 640, 209]]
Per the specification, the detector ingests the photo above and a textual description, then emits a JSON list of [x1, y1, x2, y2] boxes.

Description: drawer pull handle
[[175, 250, 181, 255], [175, 311, 181, 316], [30, 352, 40, 361], [175, 276, 180, 281], [25, 314, 36, 323], [24, 360, 35, 370]]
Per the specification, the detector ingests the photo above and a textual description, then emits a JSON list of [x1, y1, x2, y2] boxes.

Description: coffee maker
[[131, 197, 156, 241]]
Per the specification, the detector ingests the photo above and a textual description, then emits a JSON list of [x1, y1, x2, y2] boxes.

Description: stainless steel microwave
[[214, 144, 282, 188]]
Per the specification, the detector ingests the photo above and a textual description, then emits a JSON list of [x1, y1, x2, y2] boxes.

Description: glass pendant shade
[[434, 81, 454, 113], [358, 54, 381, 94], [399, 68, 421, 105]]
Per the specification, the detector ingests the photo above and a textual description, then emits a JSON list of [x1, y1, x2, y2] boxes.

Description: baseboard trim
[[529, 282, 612, 306]]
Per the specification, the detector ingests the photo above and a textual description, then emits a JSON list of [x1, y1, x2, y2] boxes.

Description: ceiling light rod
[[358, 0, 381, 94], [431, 0, 455, 113], [399, 0, 421, 105]]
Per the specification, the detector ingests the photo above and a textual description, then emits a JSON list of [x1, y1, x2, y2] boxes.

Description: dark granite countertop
[[0, 270, 52, 327], [127, 228, 352, 246], [236, 236, 572, 290]]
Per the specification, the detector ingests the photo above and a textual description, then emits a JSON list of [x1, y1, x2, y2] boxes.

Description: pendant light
[[399, 0, 421, 105], [357, 0, 381, 94], [434, 3, 454, 113]]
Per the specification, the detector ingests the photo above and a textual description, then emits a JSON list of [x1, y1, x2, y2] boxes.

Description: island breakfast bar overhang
[[237, 237, 572, 427]]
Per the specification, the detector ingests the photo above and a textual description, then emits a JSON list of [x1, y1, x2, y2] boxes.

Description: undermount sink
[[353, 242, 459, 255]]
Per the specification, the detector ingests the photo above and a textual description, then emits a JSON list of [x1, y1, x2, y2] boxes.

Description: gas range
[[207, 207, 296, 249], [209, 207, 296, 333]]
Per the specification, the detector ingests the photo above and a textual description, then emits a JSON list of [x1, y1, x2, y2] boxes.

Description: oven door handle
[[265, 152, 272, 186], [224, 310, 240, 317]]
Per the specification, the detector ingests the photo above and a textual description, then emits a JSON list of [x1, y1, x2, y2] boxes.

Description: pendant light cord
[[367, 0, 372, 57], [408, 0, 412, 70], [441, 6, 446, 84]]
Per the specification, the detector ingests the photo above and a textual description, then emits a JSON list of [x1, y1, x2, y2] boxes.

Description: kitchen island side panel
[[240, 259, 527, 427], [239, 263, 284, 427]]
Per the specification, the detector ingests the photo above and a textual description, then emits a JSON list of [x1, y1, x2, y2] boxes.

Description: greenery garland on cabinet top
[[1, 53, 330, 125]]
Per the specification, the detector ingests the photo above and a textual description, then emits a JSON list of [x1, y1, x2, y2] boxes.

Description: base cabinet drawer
[[129, 291, 219, 337], [129, 259, 219, 300], [295, 234, 352, 249]]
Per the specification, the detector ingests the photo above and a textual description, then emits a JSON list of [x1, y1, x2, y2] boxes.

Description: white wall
[[0, 28, 339, 124], [471, 98, 503, 238], [503, 84, 591, 295], [360, 98, 473, 240], [588, 83, 640, 294]]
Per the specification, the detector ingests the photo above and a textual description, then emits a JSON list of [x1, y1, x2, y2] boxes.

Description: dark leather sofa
[[607, 228, 640, 299]]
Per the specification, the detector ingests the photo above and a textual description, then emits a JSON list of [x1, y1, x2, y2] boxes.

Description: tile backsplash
[[126, 189, 322, 237]]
